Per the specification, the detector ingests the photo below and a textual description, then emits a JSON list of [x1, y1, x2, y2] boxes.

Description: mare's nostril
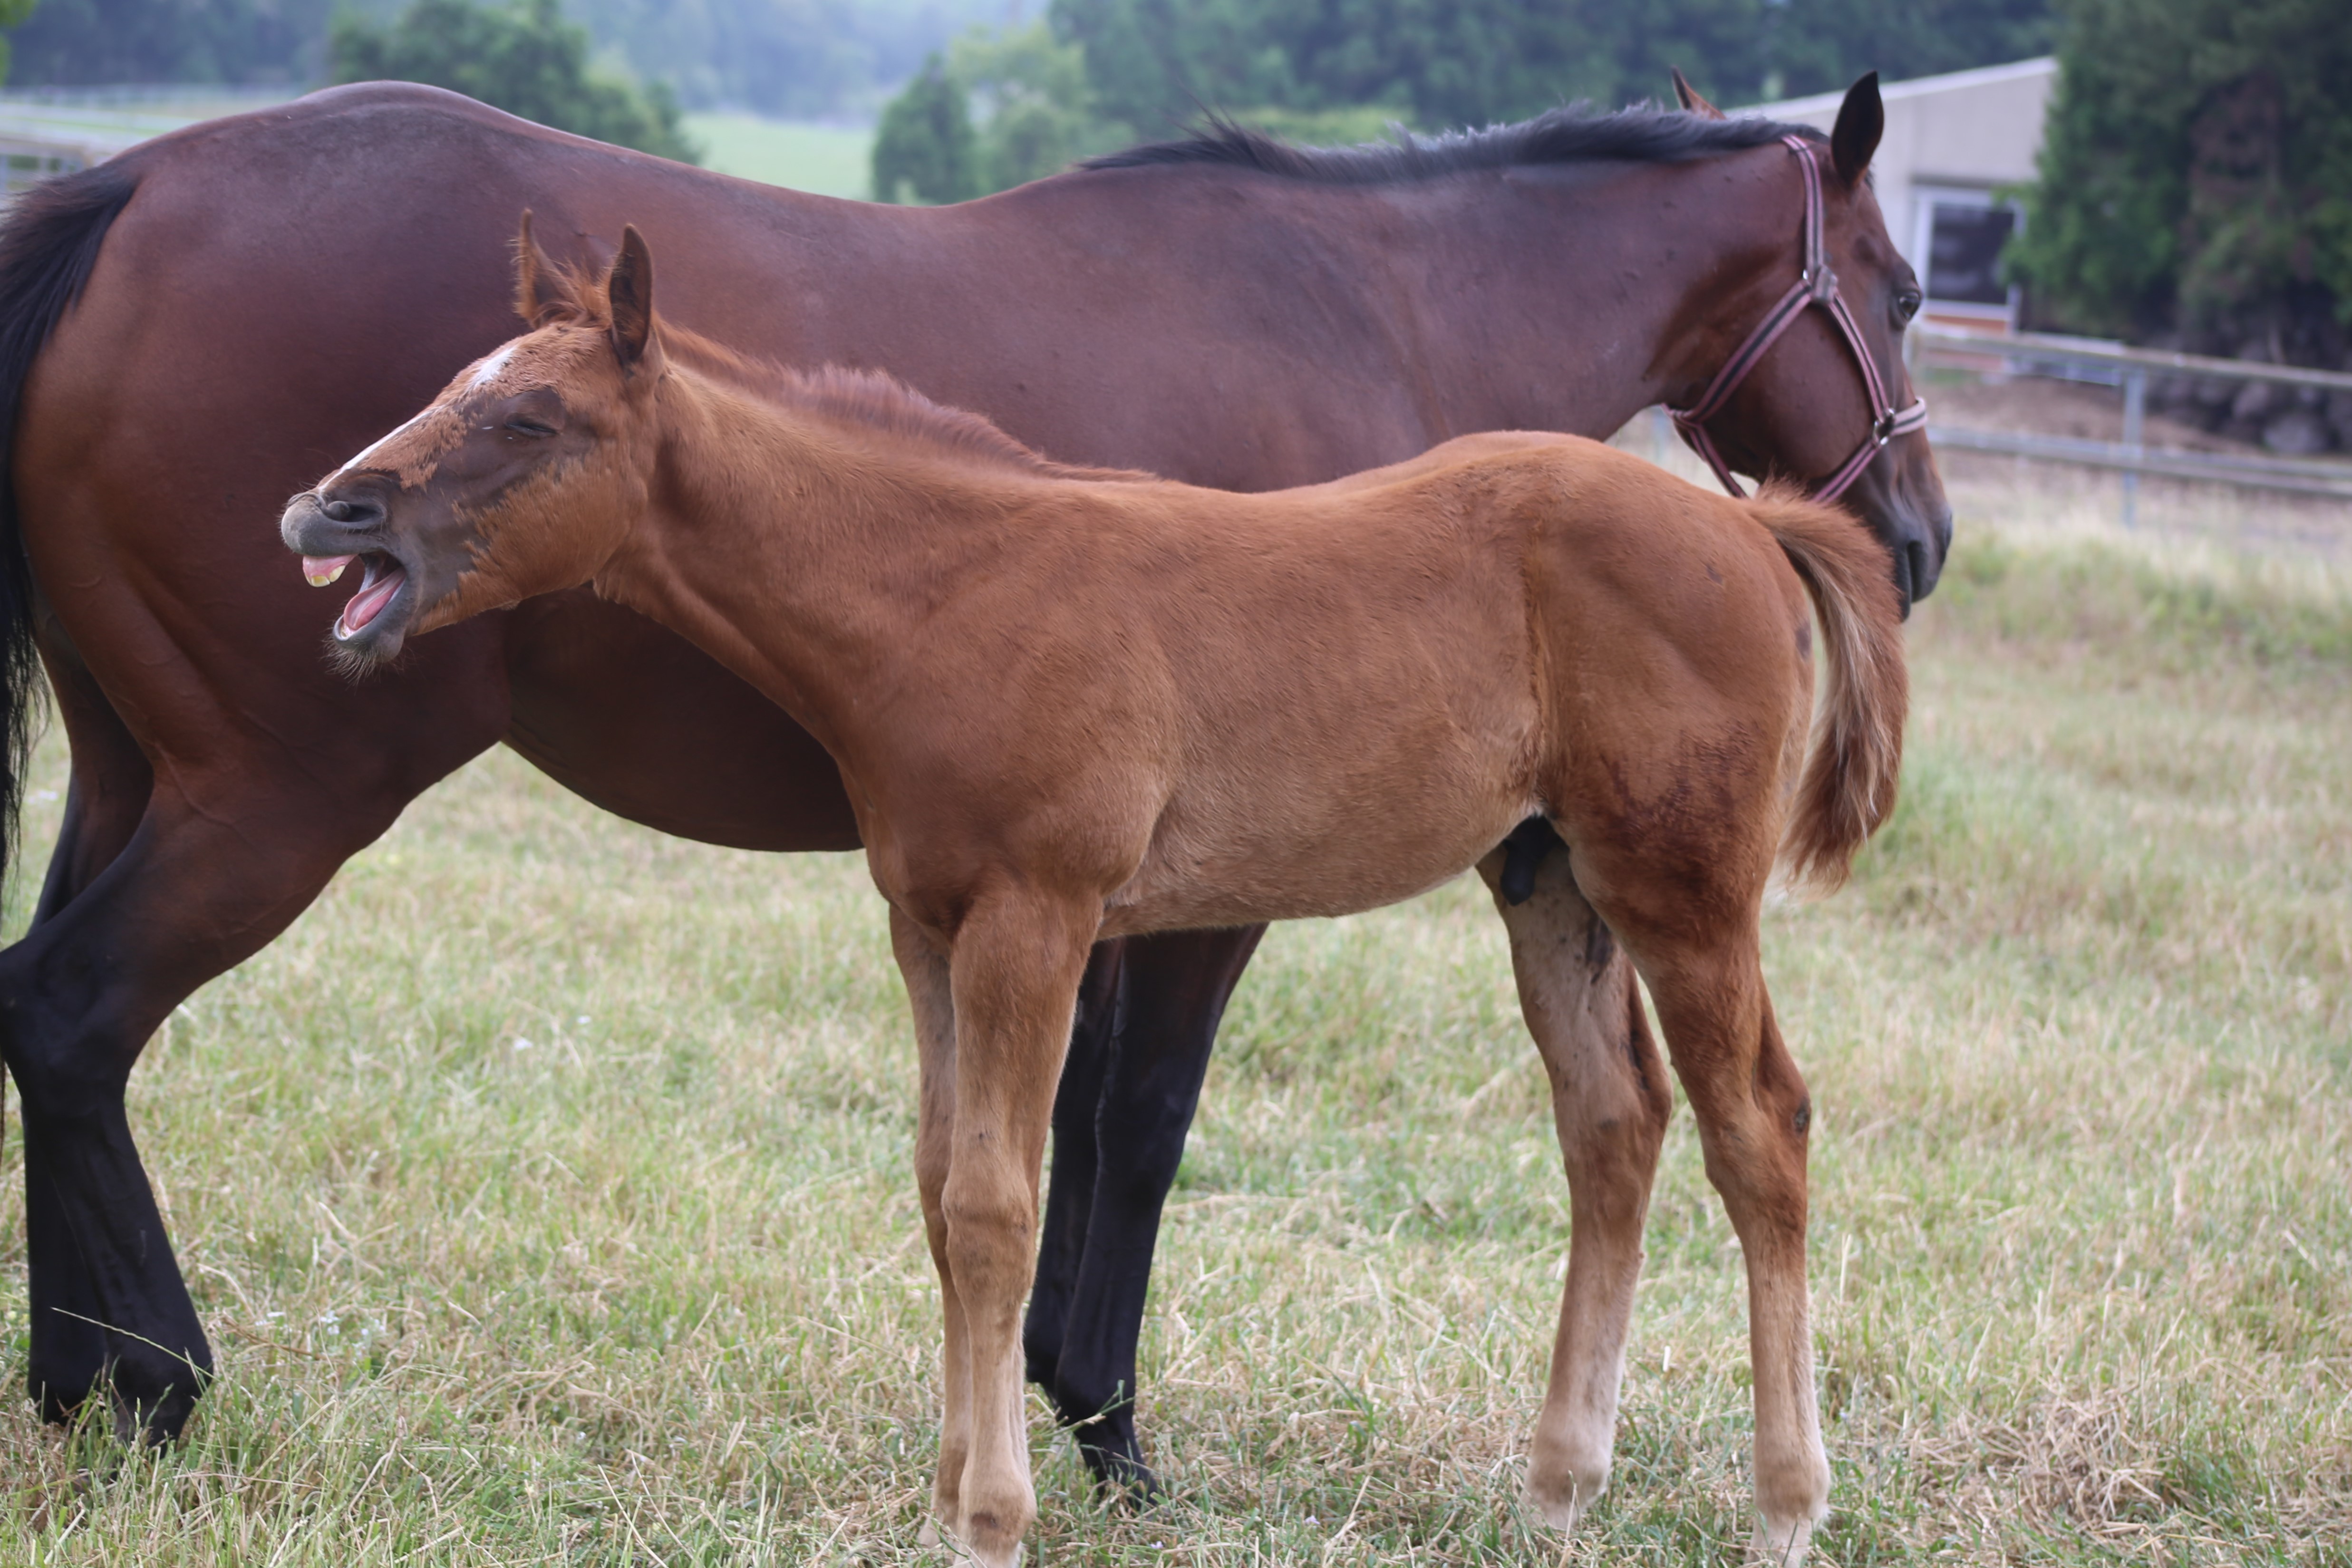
[[321, 494, 382, 527]]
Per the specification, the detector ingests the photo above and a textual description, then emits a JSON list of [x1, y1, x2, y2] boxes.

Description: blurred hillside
[[2, 0, 2051, 123], [0, 0, 1002, 117]]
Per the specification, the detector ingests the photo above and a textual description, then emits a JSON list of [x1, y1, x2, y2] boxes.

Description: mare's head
[[279, 219, 663, 668], [1668, 74, 1951, 607]]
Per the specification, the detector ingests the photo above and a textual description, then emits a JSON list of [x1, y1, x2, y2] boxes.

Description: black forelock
[[1081, 105, 1824, 185]]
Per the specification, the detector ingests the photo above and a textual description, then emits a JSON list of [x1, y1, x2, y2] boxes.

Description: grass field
[[679, 115, 874, 199], [0, 454, 2343, 1563]]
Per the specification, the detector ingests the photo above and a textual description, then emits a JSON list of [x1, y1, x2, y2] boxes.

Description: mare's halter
[[1669, 135, 1928, 505]]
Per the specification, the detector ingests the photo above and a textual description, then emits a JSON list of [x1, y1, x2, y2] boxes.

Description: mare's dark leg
[[7, 633, 157, 1425], [1024, 937, 1126, 1394], [1025, 922, 1266, 1490], [0, 640, 502, 1439]]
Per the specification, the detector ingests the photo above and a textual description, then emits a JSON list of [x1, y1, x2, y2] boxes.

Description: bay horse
[[0, 75, 1946, 1477], [280, 224, 1906, 1563]]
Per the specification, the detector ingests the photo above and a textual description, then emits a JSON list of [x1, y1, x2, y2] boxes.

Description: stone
[[2327, 388, 2352, 443], [2261, 408, 2332, 455]]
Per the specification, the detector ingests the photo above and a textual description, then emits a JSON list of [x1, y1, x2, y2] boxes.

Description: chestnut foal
[[282, 229, 1906, 1564]]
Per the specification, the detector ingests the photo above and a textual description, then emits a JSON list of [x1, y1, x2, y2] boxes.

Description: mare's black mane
[[1084, 105, 1821, 184]]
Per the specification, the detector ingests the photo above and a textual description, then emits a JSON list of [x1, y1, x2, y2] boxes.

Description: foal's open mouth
[[303, 552, 409, 641]]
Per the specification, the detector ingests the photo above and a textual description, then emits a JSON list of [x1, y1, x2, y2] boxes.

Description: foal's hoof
[[954, 1510, 1027, 1568], [1525, 1462, 1605, 1535], [1748, 1513, 1816, 1566]]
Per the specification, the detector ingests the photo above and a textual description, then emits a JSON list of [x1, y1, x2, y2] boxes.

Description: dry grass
[[0, 452, 2343, 1563]]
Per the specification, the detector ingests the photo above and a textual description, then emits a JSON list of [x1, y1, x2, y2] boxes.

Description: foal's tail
[[1747, 484, 1908, 891]]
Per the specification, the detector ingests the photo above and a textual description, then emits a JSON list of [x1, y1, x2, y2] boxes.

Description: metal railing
[[1910, 326, 2352, 520]]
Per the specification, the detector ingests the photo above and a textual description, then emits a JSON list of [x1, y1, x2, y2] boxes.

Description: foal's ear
[[1670, 67, 1726, 120], [513, 210, 566, 327], [606, 224, 657, 371], [1830, 72, 1884, 188]]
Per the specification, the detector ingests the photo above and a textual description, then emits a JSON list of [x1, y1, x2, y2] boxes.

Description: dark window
[[1926, 203, 2017, 306]]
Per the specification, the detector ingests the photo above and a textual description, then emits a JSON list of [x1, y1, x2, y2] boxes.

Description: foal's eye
[[504, 416, 558, 439], [1893, 288, 1923, 325]]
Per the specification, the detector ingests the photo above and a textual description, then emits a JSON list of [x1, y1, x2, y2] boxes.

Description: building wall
[[1759, 57, 2055, 324]]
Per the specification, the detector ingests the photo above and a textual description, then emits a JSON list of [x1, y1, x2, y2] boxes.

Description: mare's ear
[[513, 210, 566, 327], [606, 224, 657, 371], [1830, 72, 1883, 187], [1670, 67, 1725, 120]]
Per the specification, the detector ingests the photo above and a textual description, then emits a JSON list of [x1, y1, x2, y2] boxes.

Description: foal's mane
[[1083, 105, 1821, 184], [521, 253, 1151, 484]]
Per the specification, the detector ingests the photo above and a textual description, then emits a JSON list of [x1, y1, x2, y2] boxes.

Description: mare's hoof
[[1077, 1436, 1161, 1504], [33, 1360, 207, 1445]]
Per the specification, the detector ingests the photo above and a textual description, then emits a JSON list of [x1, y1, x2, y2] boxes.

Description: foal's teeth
[[303, 554, 356, 587]]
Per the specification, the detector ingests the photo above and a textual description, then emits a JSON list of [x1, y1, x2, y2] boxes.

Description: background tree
[[870, 53, 977, 203], [2006, 0, 2349, 367], [1047, 0, 2058, 133], [949, 21, 1102, 193], [330, 0, 697, 162], [3, 0, 329, 86], [3, 0, 1000, 114], [0, 0, 34, 83]]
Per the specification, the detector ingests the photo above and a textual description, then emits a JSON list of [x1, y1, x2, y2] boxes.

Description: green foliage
[[1048, 0, 2059, 134], [0, 0, 1003, 110], [0, 0, 32, 84], [1, 0, 331, 86], [949, 21, 1103, 192], [2006, 0, 2352, 350], [554, 0, 1000, 118], [872, 24, 1118, 203], [1224, 103, 1398, 145], [330, 0, 698, 163], [870, 53, 977, 203]]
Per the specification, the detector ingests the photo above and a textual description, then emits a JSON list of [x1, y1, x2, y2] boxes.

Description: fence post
[[2120, 368, 2146, 530]]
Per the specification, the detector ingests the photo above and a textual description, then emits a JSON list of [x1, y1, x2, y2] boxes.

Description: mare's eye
[[505, 416, 558, 439], [1894, 288, 1923, 325]]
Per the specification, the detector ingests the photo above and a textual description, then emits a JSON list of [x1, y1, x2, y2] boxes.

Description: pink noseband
[[1668, 135, 1929, 505]]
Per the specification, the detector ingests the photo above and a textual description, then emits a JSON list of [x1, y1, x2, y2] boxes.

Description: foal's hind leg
[[1558, 838, 1829, 1561], [1476, 832, 1671, 1531]]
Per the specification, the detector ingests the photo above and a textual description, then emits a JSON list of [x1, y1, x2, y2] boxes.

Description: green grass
[[681, 114, 874, 199], [0, 462, 2343, 1562]]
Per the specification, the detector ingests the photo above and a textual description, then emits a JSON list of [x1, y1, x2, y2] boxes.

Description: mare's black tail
[[0, 162, 141, 887]]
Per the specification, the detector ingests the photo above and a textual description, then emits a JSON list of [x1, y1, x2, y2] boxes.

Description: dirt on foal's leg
[[1477, 838, 1672, 1531], [892, 895, 1095, 1567]]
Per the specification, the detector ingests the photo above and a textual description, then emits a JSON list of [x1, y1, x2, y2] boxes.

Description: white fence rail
[[1910, 326, 2352, 520]]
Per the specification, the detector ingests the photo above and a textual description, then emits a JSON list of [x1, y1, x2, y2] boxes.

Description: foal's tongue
[[336, 562, 407, 637]]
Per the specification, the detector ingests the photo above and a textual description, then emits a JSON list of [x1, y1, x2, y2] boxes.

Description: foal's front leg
[[922, 891, 1098, 1567], [1477, 834, 1672, 1531], [891, 910, 974, 1544]]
